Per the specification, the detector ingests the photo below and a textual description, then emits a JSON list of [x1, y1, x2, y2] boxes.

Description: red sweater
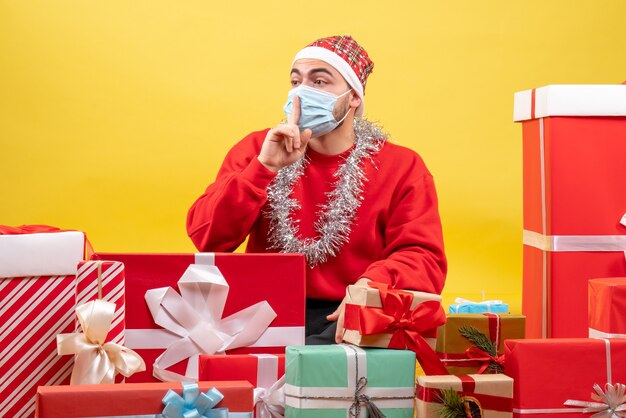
[[187, 129, 447, 301]]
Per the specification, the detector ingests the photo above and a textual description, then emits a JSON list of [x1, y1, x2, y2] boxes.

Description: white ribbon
[[523, 230, 626, 252], [564, 383, 626, 417], [252, 354, 285, 418], [523, 213, 626, 253], [590, 328, 626, 339], [144, 263, 277, 382], [125, 327, 304, 350], [254, 375, 286, 418], [57, 300, 145, 384]]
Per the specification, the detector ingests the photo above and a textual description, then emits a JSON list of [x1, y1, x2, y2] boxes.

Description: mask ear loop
[[335, 89, 354, 124]]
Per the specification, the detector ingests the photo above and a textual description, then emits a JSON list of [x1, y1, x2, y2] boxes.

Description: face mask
[[283, 85, 352, 138]]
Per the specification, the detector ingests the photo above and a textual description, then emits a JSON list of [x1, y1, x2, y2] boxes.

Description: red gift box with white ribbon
[[514, 84, 626, 338], [91, 252, 306, 383], [199, 353, 285, 418], [504, 338, 626, 417]]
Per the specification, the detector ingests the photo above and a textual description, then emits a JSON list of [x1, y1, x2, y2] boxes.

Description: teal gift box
[[448, 298, 508, 314], [284, 345, 415, 418]]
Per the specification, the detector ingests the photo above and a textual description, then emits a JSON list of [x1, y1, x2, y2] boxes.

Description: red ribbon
[[0, 225, 62, 234], [417, 374, 512, 412], [464, 347, 505, 374], [484, 313, 501, 345], [438, 351, 505, 373], [344, 282, 448, 375]]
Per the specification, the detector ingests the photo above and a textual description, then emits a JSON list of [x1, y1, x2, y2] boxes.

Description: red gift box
[[199, 354, 285, 418], [589, 277, 626, 338], [91, 252, 306, 382], [504, 338, 626, 417], [514, 85, 626, 338], [36, 380, 254, 417]]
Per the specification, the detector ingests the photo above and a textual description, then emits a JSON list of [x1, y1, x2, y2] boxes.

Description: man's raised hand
[[258, 95, 312, 172]]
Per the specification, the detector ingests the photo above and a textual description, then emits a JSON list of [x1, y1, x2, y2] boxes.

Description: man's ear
[[350, 92, 362, 110]]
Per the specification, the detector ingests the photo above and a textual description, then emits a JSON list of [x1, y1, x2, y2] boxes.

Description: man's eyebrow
[[309, 68, 335, 77], [289, 68, 335, 78]]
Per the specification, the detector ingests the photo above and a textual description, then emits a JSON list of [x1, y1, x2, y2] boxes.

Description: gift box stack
[[436, 300, 525, 376], [501, 84, 626, 417], [4, 224, 498, 417], [1, 226, 310, 417], [413, 83, 626, 417], [514, 84, 626, 339], [338, 281, 515, 417], [416, 297, 518, 417]]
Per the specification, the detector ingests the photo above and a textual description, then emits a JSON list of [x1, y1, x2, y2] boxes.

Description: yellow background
[[2, 1, 625, 313]]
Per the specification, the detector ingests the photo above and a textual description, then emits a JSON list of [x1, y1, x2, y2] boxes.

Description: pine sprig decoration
[[437, 388, 466, 418], [458, 326, 496, 356], [437, 388, 484, 418], [458, 325, 503, 373]]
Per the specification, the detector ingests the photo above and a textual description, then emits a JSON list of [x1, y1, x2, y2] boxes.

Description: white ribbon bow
[[57, 299, 145, 384], [145, 263, 277, 381], [254, 375, 286, 418], [565, 383, 626, 417]]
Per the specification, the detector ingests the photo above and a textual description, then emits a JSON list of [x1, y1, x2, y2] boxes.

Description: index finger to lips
[[289, 95, 301, 126]]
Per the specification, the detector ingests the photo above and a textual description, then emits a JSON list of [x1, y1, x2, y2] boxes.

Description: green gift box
[[284, 344, 415, 418]]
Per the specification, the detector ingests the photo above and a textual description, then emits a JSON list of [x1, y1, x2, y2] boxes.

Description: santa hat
[[293, 35, 374, 117]]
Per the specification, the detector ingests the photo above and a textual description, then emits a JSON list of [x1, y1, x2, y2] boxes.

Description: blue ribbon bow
[[162, 382, 229, 418]]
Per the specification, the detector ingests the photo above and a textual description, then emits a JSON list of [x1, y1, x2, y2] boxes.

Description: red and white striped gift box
[[0, 227, 91, 417], [0, 275, 76, 418], [75, 260, 125, 345]]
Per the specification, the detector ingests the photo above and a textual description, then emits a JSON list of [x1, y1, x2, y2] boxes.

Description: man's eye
[[314, 80, 327, 86], [291, 80, 300, 86]]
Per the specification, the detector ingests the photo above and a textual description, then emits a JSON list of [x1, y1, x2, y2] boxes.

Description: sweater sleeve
[[186, 130, 277, 252], [360, 171, 447, 295]]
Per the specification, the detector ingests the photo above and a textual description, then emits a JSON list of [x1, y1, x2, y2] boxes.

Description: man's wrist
[[257, 156, 280, 173]]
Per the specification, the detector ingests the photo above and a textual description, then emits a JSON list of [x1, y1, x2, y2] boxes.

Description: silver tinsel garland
[[265, 118, 388, 267]]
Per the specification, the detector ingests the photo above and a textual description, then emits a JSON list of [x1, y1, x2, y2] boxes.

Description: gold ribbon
[[564, 383, 626, 417], [96, 260, 103, 300], [57, 299, 145, 384]]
